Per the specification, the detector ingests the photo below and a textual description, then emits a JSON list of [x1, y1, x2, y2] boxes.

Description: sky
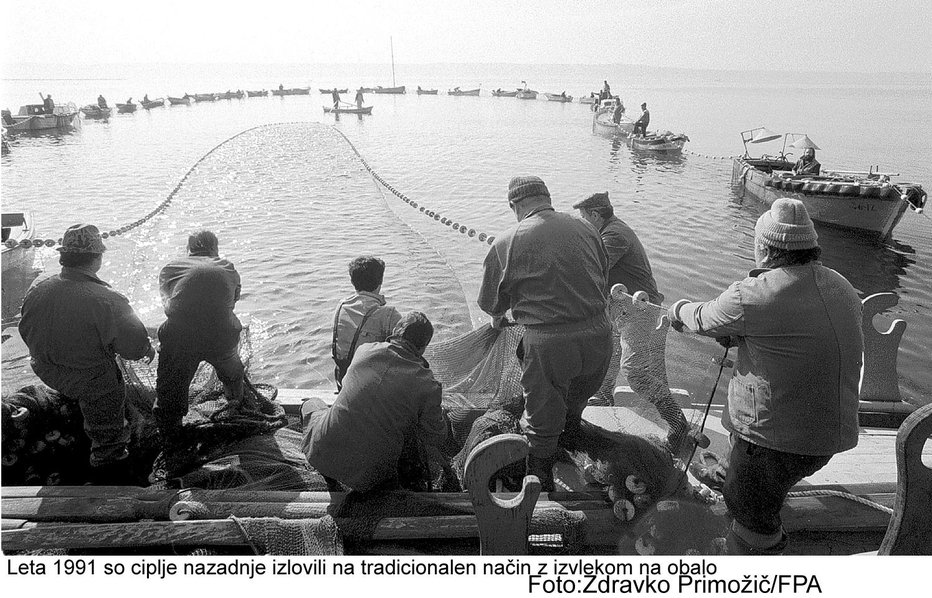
[[2, 0, 931, 73]]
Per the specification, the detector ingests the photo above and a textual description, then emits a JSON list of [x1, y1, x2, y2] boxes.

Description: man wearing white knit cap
[[668, 198, 863, 555]]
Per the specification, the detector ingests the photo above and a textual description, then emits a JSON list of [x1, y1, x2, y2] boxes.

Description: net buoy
[[613, 499, 636, 521]]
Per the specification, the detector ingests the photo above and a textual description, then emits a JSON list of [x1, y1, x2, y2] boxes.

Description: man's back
[[600, 216, 663, 304], [480, 208, 608, 326], [20, 269, 147, 369], [159, 255, 241, 336], [304, 341, 445, 491]]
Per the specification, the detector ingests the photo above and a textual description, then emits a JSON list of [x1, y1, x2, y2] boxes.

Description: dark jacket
[[600, 215, 663, 304], [158, 255, 242, 349]]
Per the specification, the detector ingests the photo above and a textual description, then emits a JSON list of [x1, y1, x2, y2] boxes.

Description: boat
[[289, 87, 311, 95], [516, 89, 538, 100], [140, 98, 165, 109], [193, 93, 216, 102], [319, 88, 349, 95], [591, 98, 635, 137], [416, 88, 439, 95], [80, 105, 112, 119], [544, 93, 573, 103], [167, 95, 191, 105], [217, 91, 244, 100], [628, 131, 689, 154], [491, 89, 518, 97], [246, 90, 267, 98], [373, 86, 406, 94], [1, 103, 79, 132], [579, 95, 598, 105], [115, 102, 137, 114], [1, 212, 36, 276], [733, 131, 927, 238], [448, 88, 480, 96], [323, 106, 373, 115]]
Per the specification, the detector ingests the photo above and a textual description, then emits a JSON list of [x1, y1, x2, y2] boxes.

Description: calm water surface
[[2, 64, 930, 403]]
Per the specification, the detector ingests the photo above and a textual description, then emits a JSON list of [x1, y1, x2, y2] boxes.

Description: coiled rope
[[329, 126, 497, 245], [3, 124, 271, 252]]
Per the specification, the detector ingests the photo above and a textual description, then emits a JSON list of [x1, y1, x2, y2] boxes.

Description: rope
[[683, 147, 738, 161], [3, 124, 273, 252], [329, 126, 497, 245], [785, 489, 894, 515]]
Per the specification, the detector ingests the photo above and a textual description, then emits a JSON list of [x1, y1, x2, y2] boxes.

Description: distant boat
[[167, 95, 191, 105], [194, 93, 216, 102], [416, 87, 438, 95], [116, 102, 137, 113], [319, 88, 349, 95], [544, 93, 573, 103], [579, 95, 597, 105], [323, 106, 373, 115], [491, 89, 518, 97], [80, 105, 112, 119], [516, 89, 538, 100], [359, 87, 375, 93], [591, 98, 635, 137], [448, 88, 480, 96], [1, 212, 36, 276], [246, 90, 268, 98], [140, 98, 165, 109], [290, 87, 311, 95], [217, 90, 244, 100], [373, 86, 406, 94], [2, 104, 79, 132], [628, 132, 689, 154]]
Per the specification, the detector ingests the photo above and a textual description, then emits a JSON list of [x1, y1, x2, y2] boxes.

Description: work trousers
[[520, 316, 612, 458], [31, 359, 129, 466], [154, 332, 245, 429], [724, 436, 832, 536]]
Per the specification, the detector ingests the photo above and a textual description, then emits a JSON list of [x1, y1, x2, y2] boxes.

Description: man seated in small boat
[[792, 148, 821, 176], [97, 95, 108, 109], [125, 97, 134, 105], [331, 255, 402, 390], [633, 102, 650, 137], [143, 94, 150, 104], [302, 311, 447, 493]]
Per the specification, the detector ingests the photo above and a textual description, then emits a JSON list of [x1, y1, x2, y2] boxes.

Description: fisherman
[[668, 198, 862, 555], [125, 97, 134, 105], [633, 102, 650, 136], [303, 311, 447, 493], [478, 176, 613, 491], [332, 256, 402, 390], [155, 230, 245, 451], [355, 87, 365, 109], [603, 80, 611, 95], [97, 95, 108, 109], [143, 94, 150, 104], [331, 88, 341, 110], [279, 83, 284, 91], [612, 100, 625, 124], [793, 147, 821, 176], [40, 93, 54, 114], [19, 224, 155, 484], [574, 192, 704, 454]]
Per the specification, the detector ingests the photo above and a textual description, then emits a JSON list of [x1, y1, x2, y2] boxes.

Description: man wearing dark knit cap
[[478, 176, 613, 490], [574, 192, 699, 455], [669, 198, 862, 555]]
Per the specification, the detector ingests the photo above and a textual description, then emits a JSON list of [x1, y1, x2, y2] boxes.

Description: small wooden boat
[[448, 88, 480, 96], [167, 95, 191, 105], [416, 88, 439, 95], [373, 85, 406, 94], [140, 98, 165, 109], [628, 131, 689, 154], [516, 89, 538, 100], [290, 87, 311, 95], [217, 91, 244, 100], [80, 105, 112, 119], [319, 88, 348, 95], [544, 93, 573, 103], [193, 93, 216, 102], [2, 104, 80, 132], [491, 89, 518, 97], [246, 90, 267, 98], [579, 95, 597, 104], [323, 106, 373, 115], [591, 98, 635, 137], [1, 212, 36, 276], [116, 102, 137, 113]]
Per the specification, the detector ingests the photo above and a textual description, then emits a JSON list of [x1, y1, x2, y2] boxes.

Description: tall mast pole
[[390, 36, 396, 87]]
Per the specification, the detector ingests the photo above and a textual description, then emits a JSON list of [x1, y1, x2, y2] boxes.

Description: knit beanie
[[754, 198, 819, 250], [507, 176, 550, 204]]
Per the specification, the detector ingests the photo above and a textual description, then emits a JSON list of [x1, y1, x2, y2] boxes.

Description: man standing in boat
[[331, 255, 402, 390], [355, 88, 365, 109], [633, 102, 650, 136], [478, 176, 613, 491], [19, 224, 155, 484], [97, 95, 108, 109], [793, 147, 821, 176], [668, 199, 862, 555], [155, 230, 245, 454], [303, 311, 447, 492], [574, 192, 704, 455], [40, 93, 54, 114], [332, 88, 341, 110]]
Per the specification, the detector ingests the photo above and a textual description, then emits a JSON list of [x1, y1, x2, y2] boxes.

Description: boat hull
[[1, 212, 36, 276], [323, 106, 373, 115], [6, 112, 78, 131], [516, 90, 538, 100], [167, 96, 190, 105], [116, 104, 137, 113], [544, 94, 573, 102], [373, 86, 405, 94], [80, 106, 111, 119], [732, 158, 917, 238], [592, 111, 635, 137], [141, 100, 164, 109], [416, 89, 438, 95], [448, 89, 480, 96], [628, 134, 687, 154], [193, 94, 216, 102], [491, 91, 518, 97], [246, 91, 267, 98]]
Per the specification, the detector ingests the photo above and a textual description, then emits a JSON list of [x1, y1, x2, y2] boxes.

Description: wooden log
[[464, 434, 540, 555]]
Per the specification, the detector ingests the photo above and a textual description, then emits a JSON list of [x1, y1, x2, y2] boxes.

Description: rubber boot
[[526, 453, 557, 492]]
